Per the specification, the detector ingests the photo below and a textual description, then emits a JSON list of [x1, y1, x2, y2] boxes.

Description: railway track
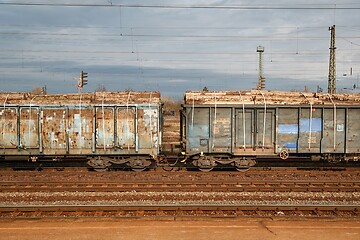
[[1, 170, 358, 219], [0, 180, 359, 193], [0, 167, 359, 181], [0, 205, 358, 218]]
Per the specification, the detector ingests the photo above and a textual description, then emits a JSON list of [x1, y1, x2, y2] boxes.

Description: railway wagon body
[[0, 91, 161, 170], [181, 90, 360, 171]]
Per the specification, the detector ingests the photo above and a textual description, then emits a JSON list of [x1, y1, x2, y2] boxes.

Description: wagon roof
[[184, 90, 360, 106], [0, 91, 160, 105]]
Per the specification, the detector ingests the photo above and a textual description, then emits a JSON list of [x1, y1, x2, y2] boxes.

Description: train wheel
[[236, 167, 250, 172], [93, 168, 108, 172], [127, 157, 152, 171], [87, 157, 112, 171], [132, 167, 146, 172], [279, 150, 289, 160], [192, 156, 217, 171], [234, 158, 256, 170], [199, 167, 214, 172], [162, 167, 175, 172]]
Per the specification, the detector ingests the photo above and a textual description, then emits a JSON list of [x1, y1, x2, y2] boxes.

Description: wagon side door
[[68, 107, 93, 154], [298, 108, 322, 153], [210, 108, 232, 153], [41, 107, 67, 154], [19, 107, 39, 150], [137, 107, 160, 154], [255, 109, 275, 152], [234, 109, 254, 151], [322, 108, 345, 153], [95, 107, 115, 152], [347, 108, 360, 153], [186, 107, 210, 154], [116, 107, 136, 153], [0, 108, 18, 150], [277, 108, 299, 153]]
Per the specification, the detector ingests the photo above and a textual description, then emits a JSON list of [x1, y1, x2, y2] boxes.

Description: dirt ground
[[0, 218, 359, 240]]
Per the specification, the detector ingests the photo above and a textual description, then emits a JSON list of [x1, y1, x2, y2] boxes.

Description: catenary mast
[[328, 25, 336, 94]]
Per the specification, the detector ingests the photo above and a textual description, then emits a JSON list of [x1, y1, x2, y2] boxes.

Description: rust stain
[[0, 92, 161, 156]]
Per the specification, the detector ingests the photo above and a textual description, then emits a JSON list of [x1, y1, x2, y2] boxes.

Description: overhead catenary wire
[[2, 31, 360, 40], [0, 2, 360, 10]]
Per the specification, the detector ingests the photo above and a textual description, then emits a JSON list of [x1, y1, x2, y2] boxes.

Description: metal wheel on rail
[[236, 167, 250, 172], [131, 167, 147, 172], [93, 168, 109, 172], [162, 167, 175, 172], [198, 167, 214, 172], [192, 155, 217, 172], [127, 157, 152, 172], [87, 157, 112, 171], [233, 157, 256, 171]]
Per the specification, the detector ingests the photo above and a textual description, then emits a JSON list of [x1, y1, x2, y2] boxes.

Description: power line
[[0, 2, 360, 9], [2, 24, 359, 30], [339, 37, 360, 47], [1, 31, 360, 40], [0, 48, 336, 55]]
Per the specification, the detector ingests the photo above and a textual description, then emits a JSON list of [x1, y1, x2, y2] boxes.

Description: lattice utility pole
[[256, 46, 265, 90], [328, 25, 336, 94]]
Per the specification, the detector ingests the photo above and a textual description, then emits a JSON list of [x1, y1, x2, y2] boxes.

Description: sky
[[1, 0, 360, 97]]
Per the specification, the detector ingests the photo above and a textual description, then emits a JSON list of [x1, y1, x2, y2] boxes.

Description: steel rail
[[0, 180, 359, 192], [0, 204, 358, 218]]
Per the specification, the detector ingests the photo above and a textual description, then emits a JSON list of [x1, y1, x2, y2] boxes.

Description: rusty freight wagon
[[0, 92, 161, 171], [181, 90, 360, 171]]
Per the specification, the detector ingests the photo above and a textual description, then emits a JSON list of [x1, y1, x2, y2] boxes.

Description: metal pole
[[328, 25, 336, 94], [257, 46, 265, 90]]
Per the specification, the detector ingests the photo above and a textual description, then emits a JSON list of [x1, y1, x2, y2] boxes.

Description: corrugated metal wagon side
[[182, 90, 360, 171], [0, 92, 161, 171]]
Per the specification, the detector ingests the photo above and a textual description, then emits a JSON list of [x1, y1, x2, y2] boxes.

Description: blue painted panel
[[278, 124, 298, 134], [188, 124, 209, 148], [187, 108, 210, 152], [285, 142, 297, 149], [300, 118, 322, 132]]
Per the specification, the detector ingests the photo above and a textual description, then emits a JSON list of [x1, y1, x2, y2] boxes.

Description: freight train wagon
[[0, 92, 162, 171], [181, 90, 360, 171]]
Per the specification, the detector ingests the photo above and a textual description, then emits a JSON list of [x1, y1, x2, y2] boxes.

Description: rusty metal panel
[[116, 107, 136, 151], [95, 107, 115, 149], [346, 108, 360, 153], [235, 109, 254, 151], [277, 108, 299, 152], [68, 107, 93, 152], [210, 108, 232, 152], [0, 92, 162, 157], [298, 108, 322, 153], [186, 107, 210, 154], [19, 107, 39, 149], [322, 108, 345, 153], [0, 108, 18, 149], [41, 108, 67, 154], [137, 107, 159, 154]]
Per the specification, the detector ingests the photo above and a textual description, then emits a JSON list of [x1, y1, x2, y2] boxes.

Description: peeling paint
[[0, 92, 161, 157]]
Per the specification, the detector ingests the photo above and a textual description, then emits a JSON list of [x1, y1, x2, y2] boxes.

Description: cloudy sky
[[1, 0, 360, 97]]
